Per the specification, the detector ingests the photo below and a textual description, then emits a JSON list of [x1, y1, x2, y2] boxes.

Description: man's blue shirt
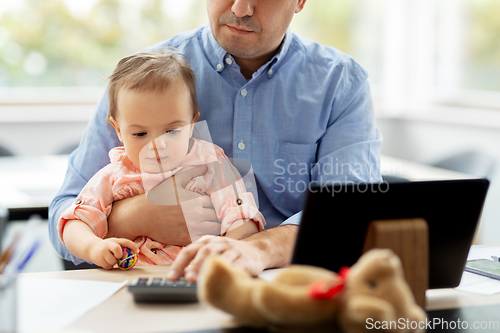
[[49, 25, 382, 263]]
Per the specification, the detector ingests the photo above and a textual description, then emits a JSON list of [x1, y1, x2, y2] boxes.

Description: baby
[[58, 50, 265, 269]]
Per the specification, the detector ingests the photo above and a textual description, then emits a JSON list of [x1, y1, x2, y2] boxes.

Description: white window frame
[[374, 0, 500, 121]]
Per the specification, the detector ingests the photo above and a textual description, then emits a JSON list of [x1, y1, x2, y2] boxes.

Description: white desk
[[380, 155, 473, 181], [0, 155, 68, 210], [15, 259, 500, 333], [20, 265, 235, 333]]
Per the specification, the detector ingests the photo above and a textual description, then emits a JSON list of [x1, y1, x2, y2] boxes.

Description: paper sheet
[[466, 246, 500, 261], [456, 272, 500, 295], [17, 278, 127, 333], [455, 246, 500, 295]]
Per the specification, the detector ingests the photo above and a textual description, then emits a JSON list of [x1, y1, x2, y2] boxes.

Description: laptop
[[291, 178, 490, 289]]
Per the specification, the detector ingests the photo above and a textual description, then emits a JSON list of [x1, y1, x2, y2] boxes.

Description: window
[[0, 0, 208, 89], [1, 0, 499, 111], [434, 0, 500, 109]]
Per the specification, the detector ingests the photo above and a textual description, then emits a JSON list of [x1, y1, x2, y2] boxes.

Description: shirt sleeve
[[48, 92, 121, 264], [280, 211, 302, 226], [279, 64, 382, 227], [314, 70, 382, 183]]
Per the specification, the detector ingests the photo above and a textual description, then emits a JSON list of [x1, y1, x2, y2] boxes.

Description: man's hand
[[89, 238, 139, 270], [147, 165, 210, 205], [106, 165, 220, 245], [166, 225, 299, 282], [147, 165, 222, 242], [166, 236, 265, 282]]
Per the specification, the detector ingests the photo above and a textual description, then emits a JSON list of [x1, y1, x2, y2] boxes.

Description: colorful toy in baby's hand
[[118, 247, 138, 270]]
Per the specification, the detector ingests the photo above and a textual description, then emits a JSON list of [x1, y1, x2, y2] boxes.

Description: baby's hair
[[108, 48, 200, 120]]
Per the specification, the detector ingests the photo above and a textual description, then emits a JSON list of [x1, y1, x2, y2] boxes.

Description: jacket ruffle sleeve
[[57, 148, 143, 244], [185, 142, 266, 235], [58, 164, 116, 244]]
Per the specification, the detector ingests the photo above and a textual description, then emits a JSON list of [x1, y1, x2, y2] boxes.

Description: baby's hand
[[89, 238, 139, 270]]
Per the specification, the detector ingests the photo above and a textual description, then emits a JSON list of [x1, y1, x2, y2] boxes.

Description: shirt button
[[245, 181, 252, 188], [216, 63, 223, 71], [238, 140, 246, 150], [241, 89, 248, 97], [151, 249, 157, 254], [268, 69, 273, 76], [75, 199, 82, 205], [225, 58, 233, 65]]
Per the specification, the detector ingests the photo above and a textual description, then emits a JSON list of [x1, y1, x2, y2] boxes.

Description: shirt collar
[[203, 25, 292, 79], [203, 25, 229, 73], [270, 28, 292, 70]]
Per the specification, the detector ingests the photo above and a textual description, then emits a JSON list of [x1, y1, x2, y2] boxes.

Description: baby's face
[[111, 84, 197, 173]]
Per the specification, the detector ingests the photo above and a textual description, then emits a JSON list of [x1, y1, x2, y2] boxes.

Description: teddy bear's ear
[[197, 256, 268, 327]]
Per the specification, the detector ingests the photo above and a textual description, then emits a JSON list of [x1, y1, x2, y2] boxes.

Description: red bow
[[309, 267, 350, 300]]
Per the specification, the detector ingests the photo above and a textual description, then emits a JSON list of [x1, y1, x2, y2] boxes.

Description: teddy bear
[[197, 249, 427, 333]]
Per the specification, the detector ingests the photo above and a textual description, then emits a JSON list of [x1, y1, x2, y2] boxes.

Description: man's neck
[[233, 39, 284, 80], [233, 57, 267, 80]]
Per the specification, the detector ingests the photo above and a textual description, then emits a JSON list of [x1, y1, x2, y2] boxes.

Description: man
[[49, 0, 382, 281]]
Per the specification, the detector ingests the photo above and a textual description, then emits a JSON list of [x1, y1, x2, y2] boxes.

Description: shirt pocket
[[272, 141, 318, 214]]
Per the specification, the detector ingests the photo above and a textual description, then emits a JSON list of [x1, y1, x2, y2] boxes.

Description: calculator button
[[151, 278, 162, 286], [128, 276, 198, 303], [137, 278, 149, 286]]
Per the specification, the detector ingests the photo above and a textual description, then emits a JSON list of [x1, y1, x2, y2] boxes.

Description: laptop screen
[[291, 178, 490, 289]]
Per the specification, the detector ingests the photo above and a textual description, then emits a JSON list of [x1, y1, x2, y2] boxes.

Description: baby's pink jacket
[[58, 139, 265, 265]]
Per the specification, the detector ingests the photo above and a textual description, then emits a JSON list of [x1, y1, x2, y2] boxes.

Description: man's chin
[[220, 43, 258, 60], [216, 34, 256, 55]]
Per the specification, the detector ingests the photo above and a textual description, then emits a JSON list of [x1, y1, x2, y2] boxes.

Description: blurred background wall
[[1, 0, 499, 243]]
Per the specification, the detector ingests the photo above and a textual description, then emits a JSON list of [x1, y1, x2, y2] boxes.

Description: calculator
[[128, 277, 198, 303]]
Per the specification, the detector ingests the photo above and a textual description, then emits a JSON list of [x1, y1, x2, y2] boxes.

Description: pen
[[0, 240, 41, 290], [491, 256, 500, 262], [0, 234, 20, 274], [0, 215, 42, 289], [16, 239, 41, 271]]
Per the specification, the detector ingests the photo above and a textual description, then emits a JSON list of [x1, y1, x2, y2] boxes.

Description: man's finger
[[166, 241, 205, 281], [220, 249, 241, 264], [184, 239, 232, 282]]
